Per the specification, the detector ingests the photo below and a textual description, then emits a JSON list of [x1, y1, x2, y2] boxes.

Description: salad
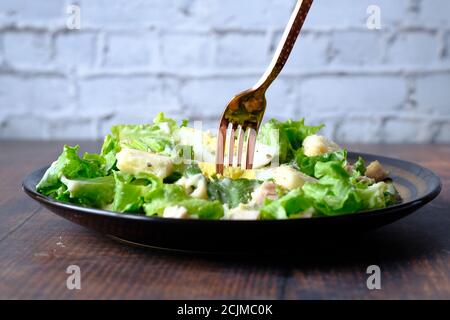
[[36, 113, 400, 220]]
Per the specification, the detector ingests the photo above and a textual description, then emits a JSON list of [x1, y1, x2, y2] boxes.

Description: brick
[[79, 76, 149, 113], [3, 32, 51, 68], [171, 0, 211, 29], [0, 0, 65, 27], [305, 115, 338, 140], [434, 123, 450, 143], [78, 76, 180, 113], [0, 75, 69, 114], [161, 33, 212, 69], [54, 32, 96, 69], [335, 117, 383, 143], [330, 31, 382, 66], [306, 0, 406, 28], [416, 74, 450, 113], [444, 32, 450, 63], [179, 77, 255, 118], [207, 0, 294, 29], [0, 34, 4, 64], [264, 78, 297, 119], [0, 10, 11, 28], [418, 0, 450, 27], [273, 32, 329, 70], [216, 32, 268, 68], [300, 76, 407, 113], [79, 0, 179, 28], [47, 118, 97, 139], [383, 118, 426, 143], [104, 32, 156, 68], [147, 78, 181, 112], [385, 32, 438, 66], [0, 115, 47, 139]]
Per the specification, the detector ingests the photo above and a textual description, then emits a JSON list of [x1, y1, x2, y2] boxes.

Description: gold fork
[[215, 0, 314, 174]]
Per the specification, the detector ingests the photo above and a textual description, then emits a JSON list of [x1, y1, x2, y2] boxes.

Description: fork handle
[[255, 0, 314, 92]]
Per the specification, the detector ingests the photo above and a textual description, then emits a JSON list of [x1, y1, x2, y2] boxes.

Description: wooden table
[[0, 141, 449, 299]]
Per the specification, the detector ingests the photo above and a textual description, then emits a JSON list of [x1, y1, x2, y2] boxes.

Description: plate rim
[[22, 151, 442, 225]]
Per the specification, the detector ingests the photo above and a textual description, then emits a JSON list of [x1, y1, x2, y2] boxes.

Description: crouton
[[365, 160, 389, 182], [302, 135, 340, 157]]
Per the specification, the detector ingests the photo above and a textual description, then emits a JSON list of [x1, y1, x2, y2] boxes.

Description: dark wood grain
[[0, 141, 449, 299]]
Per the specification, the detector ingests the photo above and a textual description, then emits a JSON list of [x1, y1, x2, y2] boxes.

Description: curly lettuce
[[37, 145, 108, 197], [107, 112, 187, 157], [143, 184, 223, 219], [207, 178, 261, 209], [112, 171, 161, 213], [258, 118, 323, 163], [295, 149, 347, 177], [260, 188, 313, 220], [302, 161, 397, 216], [60, 175, 115, 208]]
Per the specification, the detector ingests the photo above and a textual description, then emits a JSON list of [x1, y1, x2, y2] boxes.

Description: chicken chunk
[[176, 174, 208, 199], [365, 160, 389, 182], [228, 204, 260, 220], [163, 206, 189, 219], [251, 181, 278, 206]]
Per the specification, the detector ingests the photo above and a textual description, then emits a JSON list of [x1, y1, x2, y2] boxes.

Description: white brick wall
[[0, 0, 449, 143]]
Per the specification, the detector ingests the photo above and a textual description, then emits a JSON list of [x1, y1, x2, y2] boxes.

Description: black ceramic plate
[[23, 152, 441, 252]]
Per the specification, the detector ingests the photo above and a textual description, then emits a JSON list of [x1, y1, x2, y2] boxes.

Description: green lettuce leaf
[[301, 160, 399, 215], [184, 163, 203, 176], [110, 112, 185, 157], [302, 161, 362, 215], [258, 119, 323, 163], [37, 145, 107, 196], [260, 188, 313, 220], [143, 184, 223, 219], [353, 157, 366, 177], [163, 162, 201, 184], [60, 175, 115, 208], [295, 149, 347, 177], [112, 171, 161, 213], [100, 134, 120, 173], [207, 178, 260, 208], [356, 181, 399, 209]]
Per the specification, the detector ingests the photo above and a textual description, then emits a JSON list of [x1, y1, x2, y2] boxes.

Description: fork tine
[[216, 121, 228, 174], [228, 123, 237, 167], [245, 127, 257, 170], [236, 125, 245, 168]]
